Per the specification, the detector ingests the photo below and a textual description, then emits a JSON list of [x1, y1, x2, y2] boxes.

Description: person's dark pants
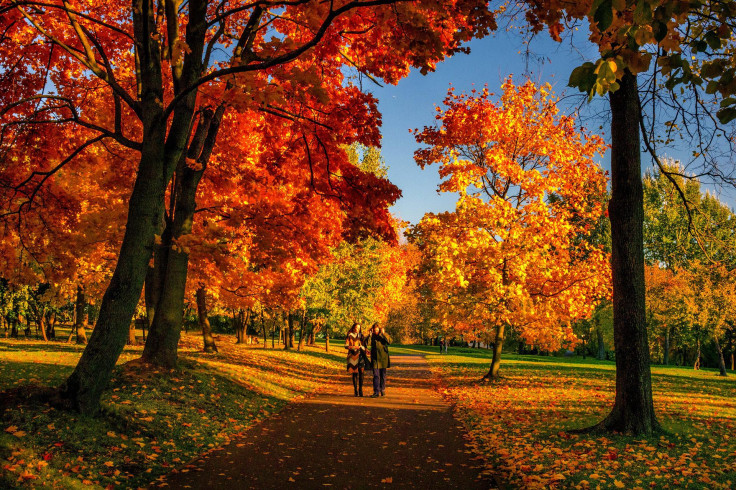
[[373, 367, 386, 394]]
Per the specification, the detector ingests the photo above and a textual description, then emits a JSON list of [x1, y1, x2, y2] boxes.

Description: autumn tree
[[518, 0, 736, 435], [409, 79, 610, 379]]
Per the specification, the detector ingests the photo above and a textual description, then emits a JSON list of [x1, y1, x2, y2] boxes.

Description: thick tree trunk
[[197, 286, 217, 353], [598, 70, 659, 435], [142, 107, 223, 367], [58, 0, 210, 413], [597, 328, 605, 360], [57, 0, 175, 413], [143, 240, 165, 340], [714, 336, 727, 377], [663, 327, 670, 366], [74, 286, 88, 345], [483, 323, 505, 380], [234, 309, 247, 344]]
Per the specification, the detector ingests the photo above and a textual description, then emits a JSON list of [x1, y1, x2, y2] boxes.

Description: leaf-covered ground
[[0, 332, 342, 489], [395, 345, 736, 489]]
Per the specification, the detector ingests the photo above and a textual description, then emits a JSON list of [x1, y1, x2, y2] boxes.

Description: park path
[[159, 354, 495, 489]]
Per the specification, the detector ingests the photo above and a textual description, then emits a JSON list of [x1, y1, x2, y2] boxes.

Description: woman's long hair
[[349, 322, 359, 335]]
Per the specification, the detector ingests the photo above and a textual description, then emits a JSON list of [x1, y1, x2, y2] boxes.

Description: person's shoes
[[354, 392, 359, 397], [380, 392, 385, 396], [359, 389, 364, 397], [370, 393, 380, 398]]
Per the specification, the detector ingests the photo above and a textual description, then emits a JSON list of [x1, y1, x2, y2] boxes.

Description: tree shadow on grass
[[0, 340, 87, 355]]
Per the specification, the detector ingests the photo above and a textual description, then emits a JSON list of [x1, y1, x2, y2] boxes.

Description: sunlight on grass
[[414, 345, 736, 489], [0, 334, 343, 489]]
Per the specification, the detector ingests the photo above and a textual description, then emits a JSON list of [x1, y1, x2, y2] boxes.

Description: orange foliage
[[410, 78, 611, 350]]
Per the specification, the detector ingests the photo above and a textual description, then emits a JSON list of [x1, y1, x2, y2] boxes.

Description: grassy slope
[[394, 345, 736, 489], [0, 332, 343, 489]]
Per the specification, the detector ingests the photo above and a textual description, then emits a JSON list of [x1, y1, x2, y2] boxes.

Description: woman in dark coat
[[364, 323, 391, 397], [344, 323, 366, 396]]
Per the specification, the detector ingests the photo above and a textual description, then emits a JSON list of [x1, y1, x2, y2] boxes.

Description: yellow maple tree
[[409, 78, 611, 378]]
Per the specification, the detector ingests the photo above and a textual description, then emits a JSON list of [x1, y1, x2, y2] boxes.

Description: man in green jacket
[[365, 323, 391, 397]]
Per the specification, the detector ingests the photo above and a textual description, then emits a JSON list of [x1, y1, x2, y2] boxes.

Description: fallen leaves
[[428, 348, 736, 489], [0, 333, 344, 488]]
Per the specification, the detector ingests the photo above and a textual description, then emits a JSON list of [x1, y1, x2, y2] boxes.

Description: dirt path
[[159, 354, 495, 489]]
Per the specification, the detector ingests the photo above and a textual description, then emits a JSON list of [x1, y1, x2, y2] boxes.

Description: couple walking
[[345, 322, 390, 398]]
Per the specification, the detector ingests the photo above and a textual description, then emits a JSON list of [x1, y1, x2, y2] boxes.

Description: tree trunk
[[58, 0, 211, 413], [663, 327, 670, 366], [695, 339, 701, 370], [598, 70, 659, 435], [483, 323, 505, 380], [74, 286, 88, 345], [128, 322, 137, 345], [262, 310, 268, 349], [197, 286, 217, 353], [142, 107, 223, 367], [235, 309, 247, 344], [597, 328, 605, 360], [282, 312, 290, 351], [287, 311, 295, 349], [35, 305, 48, 342], [714, 336, 727, 377], [731, 352, 734, 371], [325, 332, 330, 353], [58, 0, 171, 412], [297, 312, 306, 351]]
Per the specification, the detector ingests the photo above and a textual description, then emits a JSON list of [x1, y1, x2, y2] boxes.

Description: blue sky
[[368, 28, 610, 225]]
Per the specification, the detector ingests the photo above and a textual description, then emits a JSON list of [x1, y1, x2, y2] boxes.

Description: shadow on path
[[159, 354, 495, 489]]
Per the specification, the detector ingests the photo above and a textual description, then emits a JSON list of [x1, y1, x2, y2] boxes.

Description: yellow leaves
[[613, 480, 626, 488], [5, 426, 26, 438]]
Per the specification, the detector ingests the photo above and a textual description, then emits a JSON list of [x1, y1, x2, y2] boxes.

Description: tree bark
[[297, 311, 306, 351], [597, 328, 605, 360], [714, 336, 727, 377], [234, 308, 248, 344], [74, 286, 88, 345], [483, 323, 505, 380], [325, 332, 330, 353], [261, 309, 268, 348], [598, 70, 659, 435], [663, 327, 670, 366], [197, 286, 217, 353], [142, 106, 223, 367], [128, 322, 137, 345], [287, 311, 295, 349]]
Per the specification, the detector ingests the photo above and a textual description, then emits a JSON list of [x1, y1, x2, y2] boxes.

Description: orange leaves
[[410, 78, 610, 352], [429, 348, 736, 489]]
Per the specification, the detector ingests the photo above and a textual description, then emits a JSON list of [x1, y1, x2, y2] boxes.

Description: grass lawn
[[0, 332, 343, 489], [393, 345, 736, 489]]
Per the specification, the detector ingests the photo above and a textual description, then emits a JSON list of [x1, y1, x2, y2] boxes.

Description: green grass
[[0, 333, 343, 489], [406, 344, 736, 489]]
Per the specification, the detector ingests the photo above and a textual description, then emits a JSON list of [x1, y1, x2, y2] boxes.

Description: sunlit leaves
[[410, 79, 610, 356]]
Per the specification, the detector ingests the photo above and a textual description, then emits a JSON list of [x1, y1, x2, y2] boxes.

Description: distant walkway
[[159, 354, 495, 489]]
